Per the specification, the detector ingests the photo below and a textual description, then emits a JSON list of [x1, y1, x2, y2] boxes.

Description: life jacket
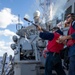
[[47, 32, 64, 53], [67, 24, 75, 47]]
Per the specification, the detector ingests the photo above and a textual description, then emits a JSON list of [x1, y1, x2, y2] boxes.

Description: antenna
[[39, 0, 52, 30], [16, 14, 22, 30], [39, 0, 51, 22]]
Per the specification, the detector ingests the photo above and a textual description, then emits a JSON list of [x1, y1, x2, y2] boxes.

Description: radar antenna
[[39, 0, 51, 22]]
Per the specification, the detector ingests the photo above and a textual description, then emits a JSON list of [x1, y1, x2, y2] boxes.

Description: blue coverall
[[68, 21, 75, 75]]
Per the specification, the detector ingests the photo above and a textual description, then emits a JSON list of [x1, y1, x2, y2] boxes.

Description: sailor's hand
[[37, 25, 43, 32], [42, 49, 48, 58], [43, 53, 47, 58], [56, 36, 67, 43]]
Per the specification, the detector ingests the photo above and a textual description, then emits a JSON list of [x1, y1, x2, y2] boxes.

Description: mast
[[39, 0, 53, 30], [39, 0, 51, 22], [16, 14, 22, 30]]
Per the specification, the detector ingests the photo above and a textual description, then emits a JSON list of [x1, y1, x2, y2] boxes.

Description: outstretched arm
[[39, 32, 54, 40], [37, 25, 54, 40], [57, 35, 72, 43]]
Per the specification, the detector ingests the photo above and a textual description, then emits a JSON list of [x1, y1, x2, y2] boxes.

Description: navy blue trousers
[[69, 55, 75, 75], [68, 44, 75, 75], [45, 52, 66, 75]]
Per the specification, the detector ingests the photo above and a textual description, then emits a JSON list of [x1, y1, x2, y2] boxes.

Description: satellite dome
[[33, 10, 40, 18]]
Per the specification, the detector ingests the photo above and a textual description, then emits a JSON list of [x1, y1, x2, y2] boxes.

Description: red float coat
[[47, 32, 64, 53]]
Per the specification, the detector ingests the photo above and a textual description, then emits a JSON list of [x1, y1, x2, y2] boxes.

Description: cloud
[[0, 29, 16, 36], [0, 8, 23, 28], [0, 29, 17, 56], [24, 14, 30, 19], [0, 40, 14, 56], [0, 29, 17, 40]]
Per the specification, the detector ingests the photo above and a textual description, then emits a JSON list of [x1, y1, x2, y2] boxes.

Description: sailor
[[37, 26, 66, 75], [57, 13, 75, 75]]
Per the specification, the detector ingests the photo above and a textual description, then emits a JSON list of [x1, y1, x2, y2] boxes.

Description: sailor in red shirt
[[37, 26, 66, 75]]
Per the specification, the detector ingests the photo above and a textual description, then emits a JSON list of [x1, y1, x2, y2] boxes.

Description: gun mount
[[10, 24, 46, 75]]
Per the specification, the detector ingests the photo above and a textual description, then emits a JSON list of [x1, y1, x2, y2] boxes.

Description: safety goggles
[[66, 16, 71, 19]]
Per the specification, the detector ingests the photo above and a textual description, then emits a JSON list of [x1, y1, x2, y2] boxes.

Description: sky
[[0, 0, 41, 56]]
